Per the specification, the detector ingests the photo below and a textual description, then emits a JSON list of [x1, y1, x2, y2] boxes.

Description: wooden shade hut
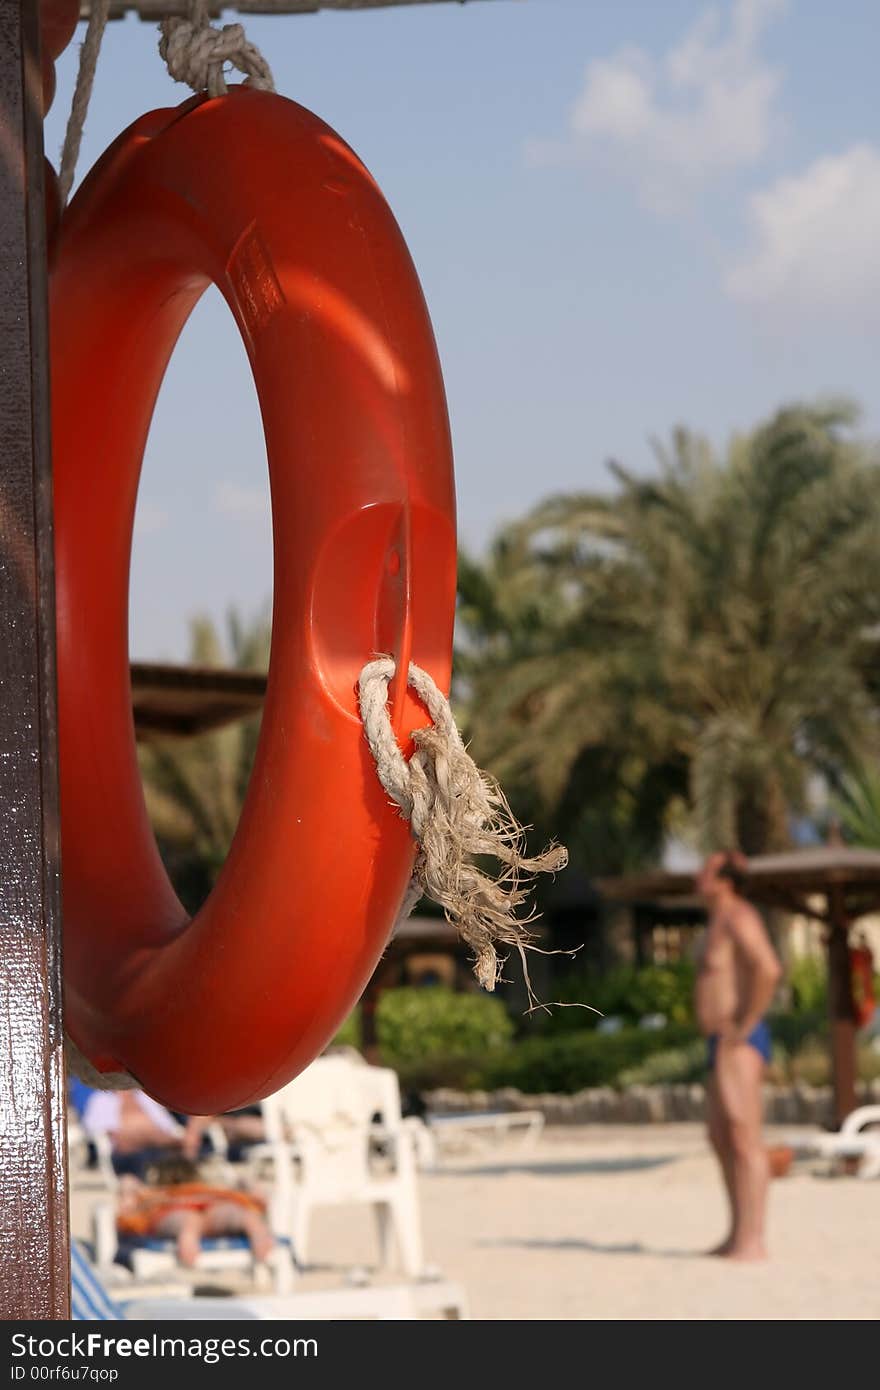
[[131, 661, 266, 738]]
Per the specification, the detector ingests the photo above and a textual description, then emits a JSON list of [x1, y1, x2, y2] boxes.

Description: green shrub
[[558, 966, 636, 1024], [858, 1042, 880, 1082], [787, 1037, 830, 1086], [376, 987, 514, 1075], [767, 1009, 826, 1052], [764, 1042, 790, 1085], [765, 1032, 880, 1086], [478, 1024, 697, 1094], [328, 1007, 361, 1052], [788, 955, 828, 1013], [626, 963, 695, 1025], [544, 962, 695, 1032], [618, 1038, 706, 1087]]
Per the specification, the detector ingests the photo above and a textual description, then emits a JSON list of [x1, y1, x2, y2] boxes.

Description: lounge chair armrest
[[840, 1105, 880, 1135], [91, 1198, 118, 1272]]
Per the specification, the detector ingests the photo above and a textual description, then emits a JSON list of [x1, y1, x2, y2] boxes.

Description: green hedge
[[765, 1008, 826, 1053], [618, 1038, 708, 1087], [544, 962, 696, 1032], [329, 1007, 362, 1051], [787, 955, 828, 1013], [376, 986, 514, 1086], [478, 1024, 698, 1094], [362, 967, 853, 1095]]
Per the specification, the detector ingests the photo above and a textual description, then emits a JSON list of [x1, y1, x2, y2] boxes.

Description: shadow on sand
[[476, 1236, 704, 1259], [433, 1154, 678, 1178]]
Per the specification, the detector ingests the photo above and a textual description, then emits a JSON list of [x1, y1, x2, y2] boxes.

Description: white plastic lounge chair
[[357, 1059, 438, 1169], [83, 1136, 295, 1293], [71, 1242, 467, 1321], [790, 1104, 880, 1178], [122, 1279, 468, 1320], [249, 1056, 428, 1276], [67, 1116, 94, 1179], [427, 1109, 545, 1155]]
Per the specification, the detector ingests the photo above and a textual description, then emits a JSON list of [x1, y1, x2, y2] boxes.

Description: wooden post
[[826, 885, 858, 1128], [0, 0, 70, 1319], [361, 956, 402, 1064], [632, 905, 649, 968]]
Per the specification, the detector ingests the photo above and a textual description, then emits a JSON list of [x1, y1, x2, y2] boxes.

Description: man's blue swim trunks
[[707, 1019, 771, 1069]]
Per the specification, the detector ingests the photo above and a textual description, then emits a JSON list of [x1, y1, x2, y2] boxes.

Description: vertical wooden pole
[[826, 885, 857, 1128], [361, 957, 401, 1065], [632, 906, 648, 968], [0, 0, 70, 1320]]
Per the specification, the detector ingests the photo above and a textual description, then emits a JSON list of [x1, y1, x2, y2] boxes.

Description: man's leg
[[714, 1040, 769, 1260], [706, 1073, 737, 1254]]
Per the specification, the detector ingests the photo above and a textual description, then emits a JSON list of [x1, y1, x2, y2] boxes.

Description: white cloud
[[214, 481, 271, 525], [529, 0, 786, 208], [724, 144, 880, 324], [133, 503, 167, 537]]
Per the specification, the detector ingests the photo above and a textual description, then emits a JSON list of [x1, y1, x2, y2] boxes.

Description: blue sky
[[46, 0, 880, 659]]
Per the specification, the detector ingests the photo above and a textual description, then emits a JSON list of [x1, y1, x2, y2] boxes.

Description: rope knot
[[159, 12, 274, 99], [358, 658, 568, 991]]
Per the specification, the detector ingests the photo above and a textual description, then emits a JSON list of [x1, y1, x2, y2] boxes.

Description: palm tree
[[457, 402, 880, 867], [139, 608, 270, 910], [834, 768, 880, 849]]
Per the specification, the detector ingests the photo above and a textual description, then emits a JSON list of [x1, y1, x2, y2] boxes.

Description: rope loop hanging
[[58, 0, 111, 206], [159, 0, 275, 98]]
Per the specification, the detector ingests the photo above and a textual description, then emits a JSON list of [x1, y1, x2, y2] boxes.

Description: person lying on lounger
[[116, 1156, 275, 1267]]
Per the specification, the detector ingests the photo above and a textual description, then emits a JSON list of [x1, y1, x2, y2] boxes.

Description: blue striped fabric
[[70, 1243, 124, 1321], [123, 1234, 250, 1253]]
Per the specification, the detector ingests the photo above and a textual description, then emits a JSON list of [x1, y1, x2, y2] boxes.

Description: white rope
[[358, 658, 568, 990], [66, 1034, 138, 1093], [159, 0, 275, 99], [58, 0, 111, 207]]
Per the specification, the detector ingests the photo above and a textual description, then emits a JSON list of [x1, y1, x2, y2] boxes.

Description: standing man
[[695, 851, 783, 1261]]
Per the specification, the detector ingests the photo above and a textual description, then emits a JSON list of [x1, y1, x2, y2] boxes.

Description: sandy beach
[[71, 1122, 879, 1320], [419, 1123, 879, 1320]]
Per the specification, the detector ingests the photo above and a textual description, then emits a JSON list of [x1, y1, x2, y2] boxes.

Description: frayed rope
[[358, 658, 568, 991]]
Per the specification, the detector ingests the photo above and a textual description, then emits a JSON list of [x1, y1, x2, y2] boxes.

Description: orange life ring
[[851, 943, 876, 1029], [51, 89, 456, 1113]]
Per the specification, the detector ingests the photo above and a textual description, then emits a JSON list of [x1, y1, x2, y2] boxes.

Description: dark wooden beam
[[82, 0, 498, 17], [826, 884, 858, 1126], [598, 848, 880, 911], [131, 661, 266, 739], [0, 0, 70, 1320]]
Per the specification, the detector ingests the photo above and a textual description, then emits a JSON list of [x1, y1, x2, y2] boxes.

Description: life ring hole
[[131, 285, 273, 913]]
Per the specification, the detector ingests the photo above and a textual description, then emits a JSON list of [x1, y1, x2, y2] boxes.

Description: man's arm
[[726, 903, 783, 1039]]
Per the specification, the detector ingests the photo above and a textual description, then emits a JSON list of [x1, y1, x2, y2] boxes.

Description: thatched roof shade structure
[[599, 847, 880, 921], [131, 662, 266, 738]]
